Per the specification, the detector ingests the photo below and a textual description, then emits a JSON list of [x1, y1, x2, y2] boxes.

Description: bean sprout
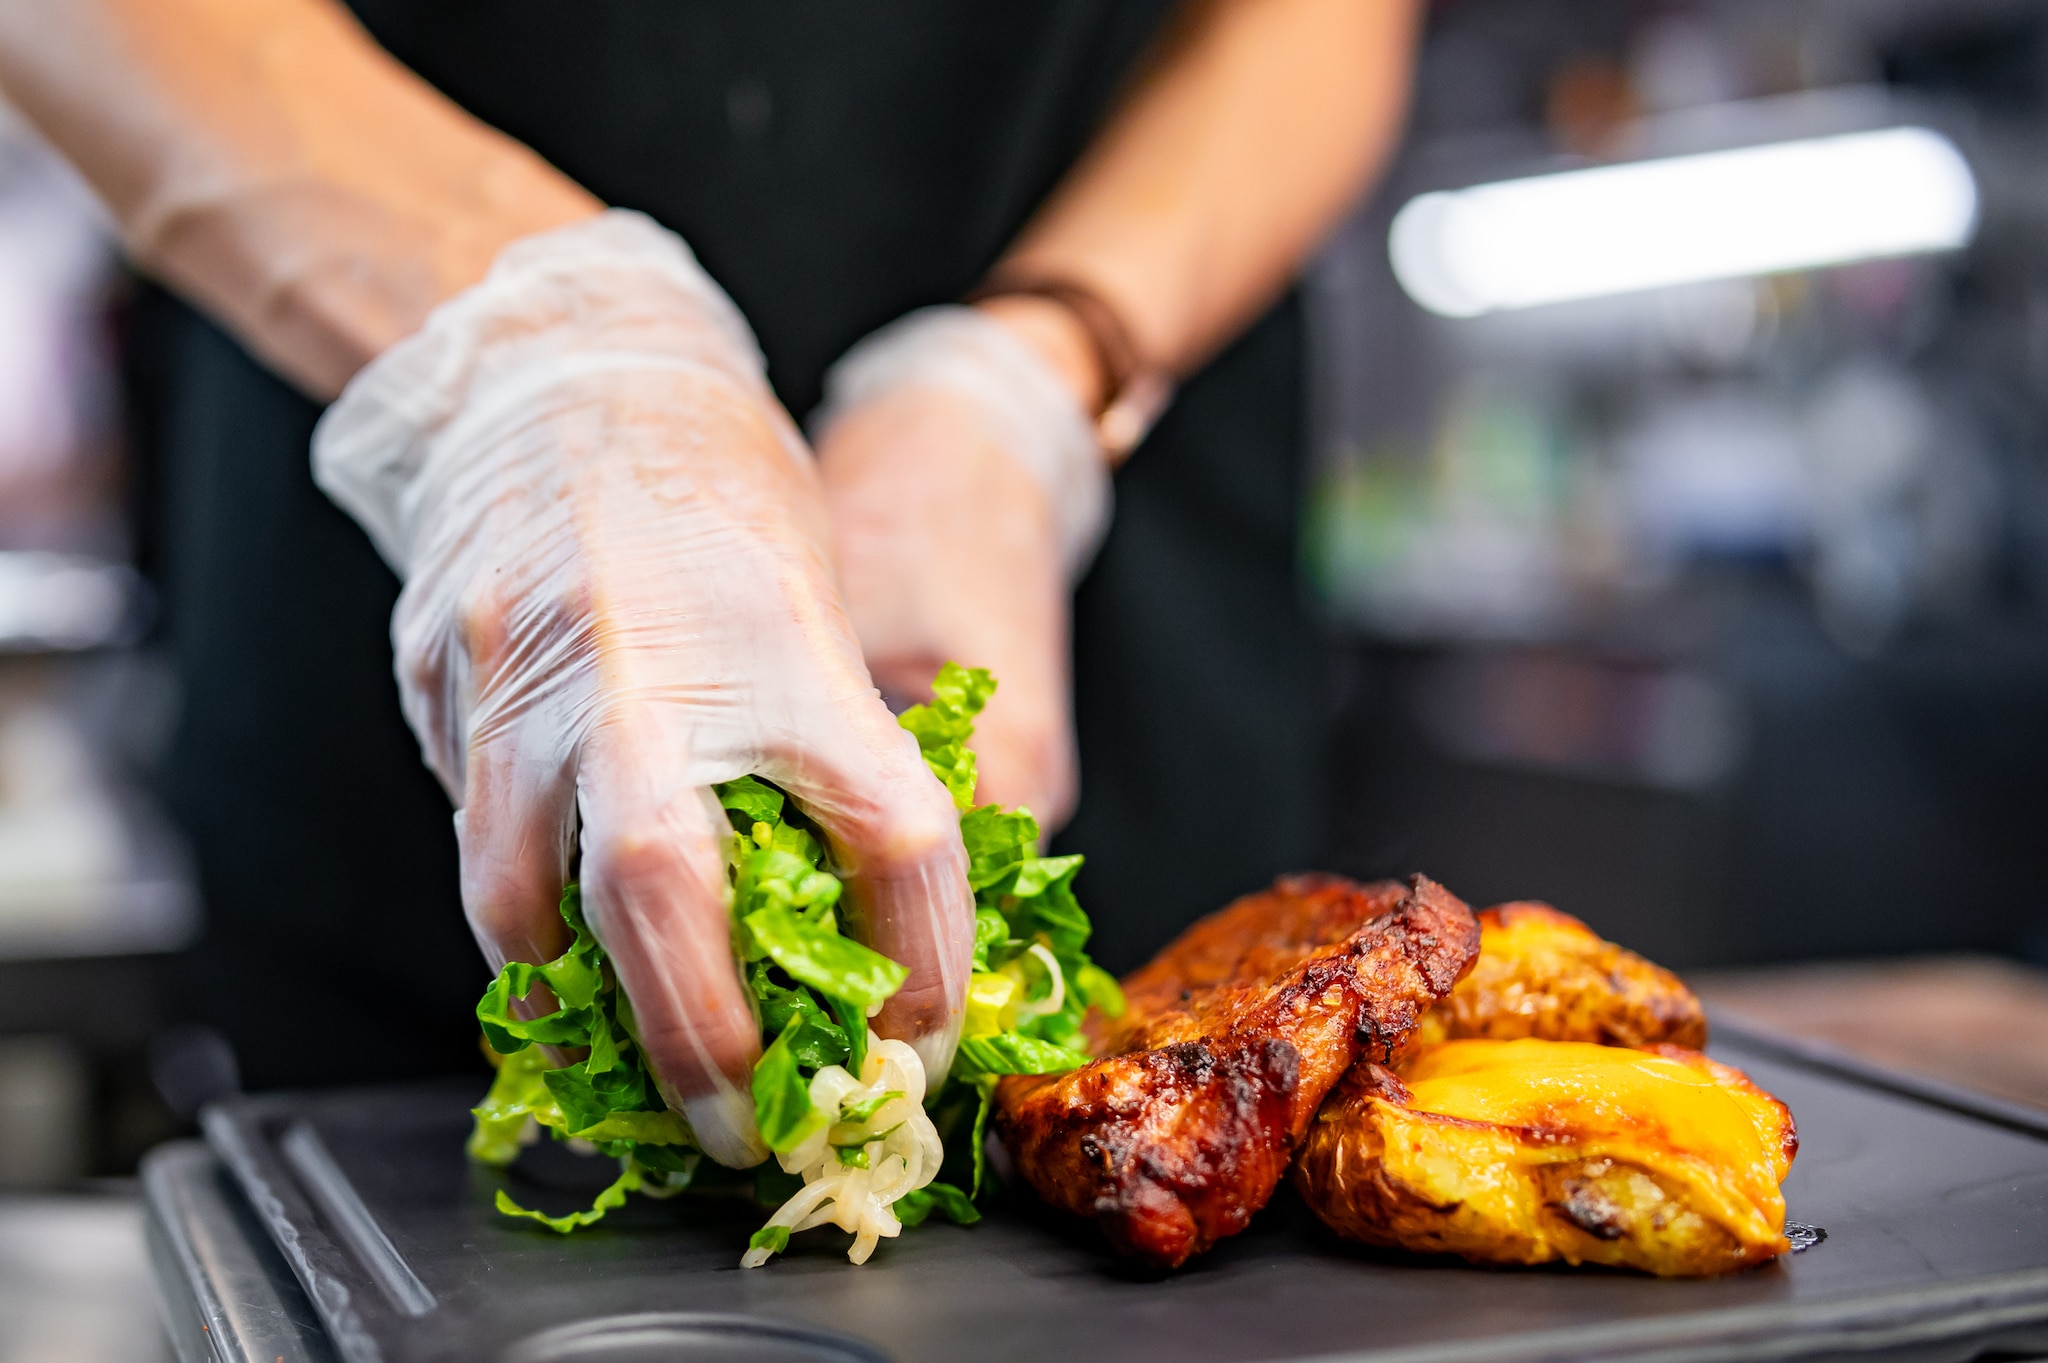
[[741, 1034, 943, 1267]]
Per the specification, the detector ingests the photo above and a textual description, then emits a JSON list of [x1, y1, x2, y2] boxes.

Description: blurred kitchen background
[[0, 82, 184, 1363], [1309, 0, 2048, 992], [0, 89, 196, 1205], [0, 0, 2044, 1253]]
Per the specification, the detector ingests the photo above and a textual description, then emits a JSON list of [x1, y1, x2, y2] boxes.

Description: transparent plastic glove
[[812, 306, 1110, 831], [311, 211, 972, 1167]]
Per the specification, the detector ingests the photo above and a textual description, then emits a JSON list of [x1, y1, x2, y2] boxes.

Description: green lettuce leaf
[[717, 774, 787, 826], [569, 1109, 692, 1146], [826, 991, 871, 1080], [469, 659, 1119, 1254], [494, 1160, 643, 1234], [968, 1078, 995, 1196], [742, 903, 907, 1012], [970, 906, 1008, 972], [753, 1022, 828, 1154], [747, 962, 851, 1069], [837, 1089, 903, 1125], [468, 1045, 553, 1166], [894, 1180, 981, 1227], [953, 1033, 1092, 1081], [898, 664, 995, 810], [474, 886, 603, 1054], [1074, 962, 1127, 1017], [543, 1062, 653, 1134]]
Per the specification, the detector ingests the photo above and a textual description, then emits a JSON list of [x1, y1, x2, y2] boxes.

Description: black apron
[[126, 1, 1331, 1090]]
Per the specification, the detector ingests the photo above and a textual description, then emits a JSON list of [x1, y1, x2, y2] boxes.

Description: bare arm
[[978, 0, 1422, 414], [0, 0, 598, 398]]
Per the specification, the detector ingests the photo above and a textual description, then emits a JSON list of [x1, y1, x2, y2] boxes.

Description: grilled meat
[[1410, 902, 1707, 1052], [1096, 875, 1413, 1044], [1294, 1038, 1797, 1276], [994, 874, 1479, 1267]]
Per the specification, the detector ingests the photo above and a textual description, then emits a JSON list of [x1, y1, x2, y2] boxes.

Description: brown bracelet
[[964, 273, 1174, 461]]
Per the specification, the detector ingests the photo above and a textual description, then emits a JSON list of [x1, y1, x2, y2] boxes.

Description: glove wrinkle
[[311, 210, 972, 1165]]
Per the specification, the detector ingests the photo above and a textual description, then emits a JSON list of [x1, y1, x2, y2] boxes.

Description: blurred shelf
[[0, 1193, 172, 1363], [0, 874, 195, 962], [0, 553, 146, 655], [0, 668, 197, 964], [0, 786, 196, 963]]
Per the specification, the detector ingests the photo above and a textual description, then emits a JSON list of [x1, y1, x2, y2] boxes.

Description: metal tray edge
[[143, 1143, 234, 1363], [201, 1101, 394, 1363], [144, 1139, 344, 1363]]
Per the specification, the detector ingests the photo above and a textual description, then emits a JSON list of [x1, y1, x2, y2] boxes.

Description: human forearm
[[983, 0, 1421, 404], [0, 0, 598, 397]]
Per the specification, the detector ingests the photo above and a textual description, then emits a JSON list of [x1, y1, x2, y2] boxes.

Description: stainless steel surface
[[144, 1141, 340, 1363]]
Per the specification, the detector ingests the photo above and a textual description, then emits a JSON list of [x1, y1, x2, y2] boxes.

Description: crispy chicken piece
[[1410, 902, 1707, 1051], [1294, 1038, 1797, 1276], [994, 874, 1479, 1267]]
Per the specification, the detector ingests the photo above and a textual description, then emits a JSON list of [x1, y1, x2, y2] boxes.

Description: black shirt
[[127, 1, 1330, 1089]]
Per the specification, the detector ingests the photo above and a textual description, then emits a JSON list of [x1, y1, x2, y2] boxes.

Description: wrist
[[813, 306, 1112, 579], [966, 274, 1173, 462], [970, 294, 1108, 421], [131, 162, 601, 402]]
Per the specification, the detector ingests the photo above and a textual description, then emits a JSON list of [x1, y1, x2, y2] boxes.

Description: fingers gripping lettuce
[[467, 664, 1121, 1265]]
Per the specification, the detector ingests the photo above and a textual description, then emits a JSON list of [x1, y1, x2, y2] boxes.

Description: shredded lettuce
[[893, 1180, 981, 1228], [751, 1024, 829, 1153], [909, 665, 1122, 1202], [898, 662, 993, 808], [468, 661, 1118, 1258], [467, 885, 698, 1230]]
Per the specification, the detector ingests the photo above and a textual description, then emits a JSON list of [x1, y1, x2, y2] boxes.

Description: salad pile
[[466, 664, 1121, 1265]]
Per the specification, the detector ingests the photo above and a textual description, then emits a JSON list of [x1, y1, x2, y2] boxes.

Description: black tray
[[145, 1025, 2048, 1363]]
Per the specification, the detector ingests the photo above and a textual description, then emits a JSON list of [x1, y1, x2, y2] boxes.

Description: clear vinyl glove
[[811, 306, 1110, 832], [310, 211, 973, 1168]]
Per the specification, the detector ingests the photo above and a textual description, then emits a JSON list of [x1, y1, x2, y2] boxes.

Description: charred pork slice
[[993, 874, 1479, 1267]]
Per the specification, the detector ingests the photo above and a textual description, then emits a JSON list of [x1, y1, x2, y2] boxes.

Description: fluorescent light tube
[[1390, 126, 1978, 317]]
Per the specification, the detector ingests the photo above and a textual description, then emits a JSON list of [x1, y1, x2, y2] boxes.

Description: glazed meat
[[994, 874, 1479, 1267], [1409, 902, 1707, 1052], [1294, 1038, 1797, 1276], [1097, 875, 1413, 1042]]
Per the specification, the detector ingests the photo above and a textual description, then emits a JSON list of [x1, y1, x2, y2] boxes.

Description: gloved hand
[[311, 211, 973, 1167], [811, 305, 1110, 832]]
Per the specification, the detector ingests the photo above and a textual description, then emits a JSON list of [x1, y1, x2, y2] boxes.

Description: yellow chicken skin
[[1293, 1039, 1797, 1276], [1410, 904, 1708, 1051]]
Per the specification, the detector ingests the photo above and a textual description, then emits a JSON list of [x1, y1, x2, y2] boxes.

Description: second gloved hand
[[812, 305, 1111, 833], [312, 211, 972, 1167]]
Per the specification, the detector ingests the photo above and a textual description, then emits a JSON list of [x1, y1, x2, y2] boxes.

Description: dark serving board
[[144, 1025, 2048, 1363]]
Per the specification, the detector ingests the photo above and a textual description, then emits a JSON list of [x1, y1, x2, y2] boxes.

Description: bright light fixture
[[1390, 126, 1979, 318]]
